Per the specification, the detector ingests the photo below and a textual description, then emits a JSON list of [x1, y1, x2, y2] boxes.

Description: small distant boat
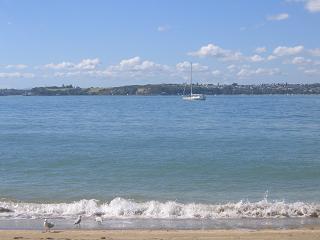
[[182, 62, 206, 101], [22, 90, 32, 96], [183, 93, 206, 100]]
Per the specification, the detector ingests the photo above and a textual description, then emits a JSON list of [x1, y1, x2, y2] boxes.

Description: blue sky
[[0, 0, 320, 88]]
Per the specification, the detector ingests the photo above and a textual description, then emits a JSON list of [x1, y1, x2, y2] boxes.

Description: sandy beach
[[0, 229, 320, 240]]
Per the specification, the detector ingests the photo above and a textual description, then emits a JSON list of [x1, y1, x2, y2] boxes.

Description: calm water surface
[[1, 95, 319, 203]]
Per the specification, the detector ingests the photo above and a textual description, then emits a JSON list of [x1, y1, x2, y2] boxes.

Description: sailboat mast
[[190, 62, 193, 96]]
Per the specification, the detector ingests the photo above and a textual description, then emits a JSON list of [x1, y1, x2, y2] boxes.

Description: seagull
[[95, 216, 103, 224], [74, 215, 82, 228], [44, 219, 54, 232]]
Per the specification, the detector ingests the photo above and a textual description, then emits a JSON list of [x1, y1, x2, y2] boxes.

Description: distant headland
[[1, 83, 320, 96]]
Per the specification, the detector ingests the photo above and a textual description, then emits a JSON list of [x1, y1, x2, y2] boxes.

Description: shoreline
[[2, 83, 320, 96], [1, 229, 320, 240], [1, 218, 320, 231]]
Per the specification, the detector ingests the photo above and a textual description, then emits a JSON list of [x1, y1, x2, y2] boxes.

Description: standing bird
[[74, 215, 82, 228], [43, 219, 54, 232], [95, 216, 103, 224]]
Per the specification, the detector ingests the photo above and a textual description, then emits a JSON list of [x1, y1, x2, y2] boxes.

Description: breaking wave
[[0, 197, 319, 219]]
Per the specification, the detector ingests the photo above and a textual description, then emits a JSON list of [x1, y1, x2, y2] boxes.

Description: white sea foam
[[0, 197, 319, 219]]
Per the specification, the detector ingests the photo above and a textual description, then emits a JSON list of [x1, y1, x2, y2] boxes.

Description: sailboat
[[182, 62, 206, 101]]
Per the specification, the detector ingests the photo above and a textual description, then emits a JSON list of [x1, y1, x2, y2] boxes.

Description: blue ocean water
[[0, 95, 320, 224]]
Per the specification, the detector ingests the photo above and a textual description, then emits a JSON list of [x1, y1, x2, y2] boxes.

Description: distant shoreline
[[1, 83, 320, 96]]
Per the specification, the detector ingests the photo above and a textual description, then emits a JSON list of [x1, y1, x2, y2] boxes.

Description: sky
[[0, 0, 320, 88]]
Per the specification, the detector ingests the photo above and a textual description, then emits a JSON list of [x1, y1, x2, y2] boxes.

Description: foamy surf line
[[0, 197, 320, 220]]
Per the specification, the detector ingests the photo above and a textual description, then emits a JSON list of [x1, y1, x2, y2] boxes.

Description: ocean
[[0, 95, 320, 229]]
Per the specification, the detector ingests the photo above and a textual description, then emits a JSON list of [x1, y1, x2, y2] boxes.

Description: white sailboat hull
[[182, 62, 206, 101], [183, 94, 206, 100]]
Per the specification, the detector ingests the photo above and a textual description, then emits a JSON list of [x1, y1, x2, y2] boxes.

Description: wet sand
[[1, 229, 320, 240]]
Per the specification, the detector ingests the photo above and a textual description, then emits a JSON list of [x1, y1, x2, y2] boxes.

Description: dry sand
[[1, 229, 320, 240]]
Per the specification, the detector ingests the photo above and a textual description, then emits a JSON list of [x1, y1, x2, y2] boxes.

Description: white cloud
[[46, 57, 171, 79], [267, 13, 289, 21], [255, 47, 267, 53], [0, 72, 34, 78], [6, 49, 320, 83], [250, 54, 264, 62], [286, 0, 320, 13], [227, 64, 237, 72], [44, 61, 74, 70], [304, 68, 320, 74], [5, 64, 28, 69], [136, 60, 167, 71], [189, 44, 270, 62], [54, 70, 112, 78], [44, 58, 100, 70], [54, 71, 80, 77], [157, 25, 170, 32], [118, 56, 141, 69], [76, 58, 100, 70], [237, 67, 281, 78], [110, 56, 168, 72], [103, 57, 170, 79], [176, 61, 208, 72], [305, 0, 320, 12], [267, 55, 277, 61], [291, 56, 312, 65], [273, 45, 304, 56], [212, 70, 221, 76], [188, 43, 243, 61], [309, 48, 320, 56]]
